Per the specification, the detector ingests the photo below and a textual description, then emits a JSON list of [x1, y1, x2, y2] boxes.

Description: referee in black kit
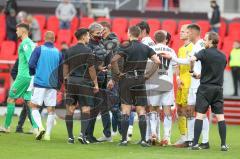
[[111, 26, 161, 147], [189, 32, 228, 151], [63, 28, 99, 144]]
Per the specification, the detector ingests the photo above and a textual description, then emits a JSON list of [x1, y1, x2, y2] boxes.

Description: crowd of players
[[0, 20, 228, 151]]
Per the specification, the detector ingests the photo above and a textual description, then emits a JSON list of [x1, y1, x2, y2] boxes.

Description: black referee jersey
[[117, 40, 156, 106]]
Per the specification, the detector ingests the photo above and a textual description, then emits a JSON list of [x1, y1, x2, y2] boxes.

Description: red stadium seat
[[171, 35, 184, 53], [0, 15, 6, 43], [222, 37, 234, 61], [54, 42, 61, 50], [129, 18, 143, 27], [0, 88, 7, 104], [196, 20, 210, 37], [112, 18, 128, 33], [0, 41, 17, 60], [47, 16, 59, 34], [34, 14, 46, 31], [112, 18, 128, 41], [0, 73, 11, 89], [219, 20, 227, 39], [146, 19, 161, 38], [70, 16, 79, 33], [57, 29, 72, 45], [162, 19, 177, 35], [228, 22, 240, 40], [122, 32, 129, 42], [79, 17, 94, 28], [0, 27, 6, 44], [72, 36, 78, 45], [218, 38, 223, 50], [177, 20, 192, 34], [112, 18, 129, 42]]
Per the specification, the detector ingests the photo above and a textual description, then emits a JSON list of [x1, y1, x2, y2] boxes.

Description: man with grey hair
[[55, 0, 76, 29], [86, 22, 113, 143]]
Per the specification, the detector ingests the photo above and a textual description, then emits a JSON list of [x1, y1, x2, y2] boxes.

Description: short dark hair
[[75, 28, 89, 40], [187, 24, 201, 32], [16, 23, 30, 32], [210, 0, 216, 4], [206, 32, 219, 48], [129, 26, 141, 38], [137, 21, 150, 34], [154, 30, 166, 43], [99, 21, 111, 30]]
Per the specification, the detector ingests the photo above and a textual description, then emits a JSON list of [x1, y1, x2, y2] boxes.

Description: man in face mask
[[86, 22, 112, 143]]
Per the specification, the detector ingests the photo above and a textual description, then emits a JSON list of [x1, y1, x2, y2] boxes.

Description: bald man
[[29, 31, 63, 141]]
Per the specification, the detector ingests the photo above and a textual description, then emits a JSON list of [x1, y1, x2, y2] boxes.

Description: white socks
[[202, 117, 209, 143], [163, 115, 172, 140], [46, 113, 55, 136], [156, 116, 160, 140], [187, 117, 195, 141], [145, 113, 151, 141], [128, 125, 133, 135], [149, 112, 158, 136], [32, 109, 43, 129]]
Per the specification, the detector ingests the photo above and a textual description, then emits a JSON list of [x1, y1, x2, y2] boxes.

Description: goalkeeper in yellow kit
[[174, 24, 193, 147]]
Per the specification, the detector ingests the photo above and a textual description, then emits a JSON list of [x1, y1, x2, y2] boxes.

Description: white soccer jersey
[[153, 43, 177, 83], [145, 43, 176, 106], [189, 39, 205, 89], [141, 36, 155, 48]]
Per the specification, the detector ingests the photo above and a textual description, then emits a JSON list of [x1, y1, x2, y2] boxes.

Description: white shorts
[[187, 88, 198, 106], [31, 87, 57, 107], [147, 89, 175, 106]]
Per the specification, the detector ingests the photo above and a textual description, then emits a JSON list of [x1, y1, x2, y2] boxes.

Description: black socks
[[139, 115, 146, 142], [218, 120, 226, 146], [65, 115, 74, 139], [121, 114, 129, 141], [193, 119, 203, 146]]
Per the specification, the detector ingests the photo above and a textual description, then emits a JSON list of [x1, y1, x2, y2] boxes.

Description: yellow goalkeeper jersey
[[178, 42, 193, 88]]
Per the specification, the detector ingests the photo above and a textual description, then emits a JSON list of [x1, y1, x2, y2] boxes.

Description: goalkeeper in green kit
[[0, 23, 38, 133]]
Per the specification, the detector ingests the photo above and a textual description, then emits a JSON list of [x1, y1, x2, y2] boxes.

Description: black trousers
[[86, 79, 112, 138], [231, 67, 240, 95]]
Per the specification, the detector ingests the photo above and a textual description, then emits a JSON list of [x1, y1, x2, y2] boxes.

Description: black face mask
[[91, 34, 102, 42]]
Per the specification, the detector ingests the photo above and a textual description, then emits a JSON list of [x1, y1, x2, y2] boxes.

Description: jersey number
[[158, 54, 170, 70]]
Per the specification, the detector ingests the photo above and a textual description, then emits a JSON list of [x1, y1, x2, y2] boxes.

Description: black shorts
[[195, 84, 224, 114], [65, 77, 95, 107], [119, 76, 147, 106]]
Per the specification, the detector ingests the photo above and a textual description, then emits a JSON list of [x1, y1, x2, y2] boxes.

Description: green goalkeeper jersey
[[17, 37, 36, 78]]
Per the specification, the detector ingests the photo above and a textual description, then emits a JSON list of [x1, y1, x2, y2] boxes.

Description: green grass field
[[0, 117, 239, 159]]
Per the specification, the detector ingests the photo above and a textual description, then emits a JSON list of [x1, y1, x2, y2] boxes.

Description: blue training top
[[29, 42, 62, 89]]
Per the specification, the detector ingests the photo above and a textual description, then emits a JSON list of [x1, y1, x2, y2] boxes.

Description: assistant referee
[[190, 32, 228, 151]]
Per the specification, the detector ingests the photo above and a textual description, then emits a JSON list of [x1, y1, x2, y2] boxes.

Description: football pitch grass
[[0, 117, 239, 159]]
